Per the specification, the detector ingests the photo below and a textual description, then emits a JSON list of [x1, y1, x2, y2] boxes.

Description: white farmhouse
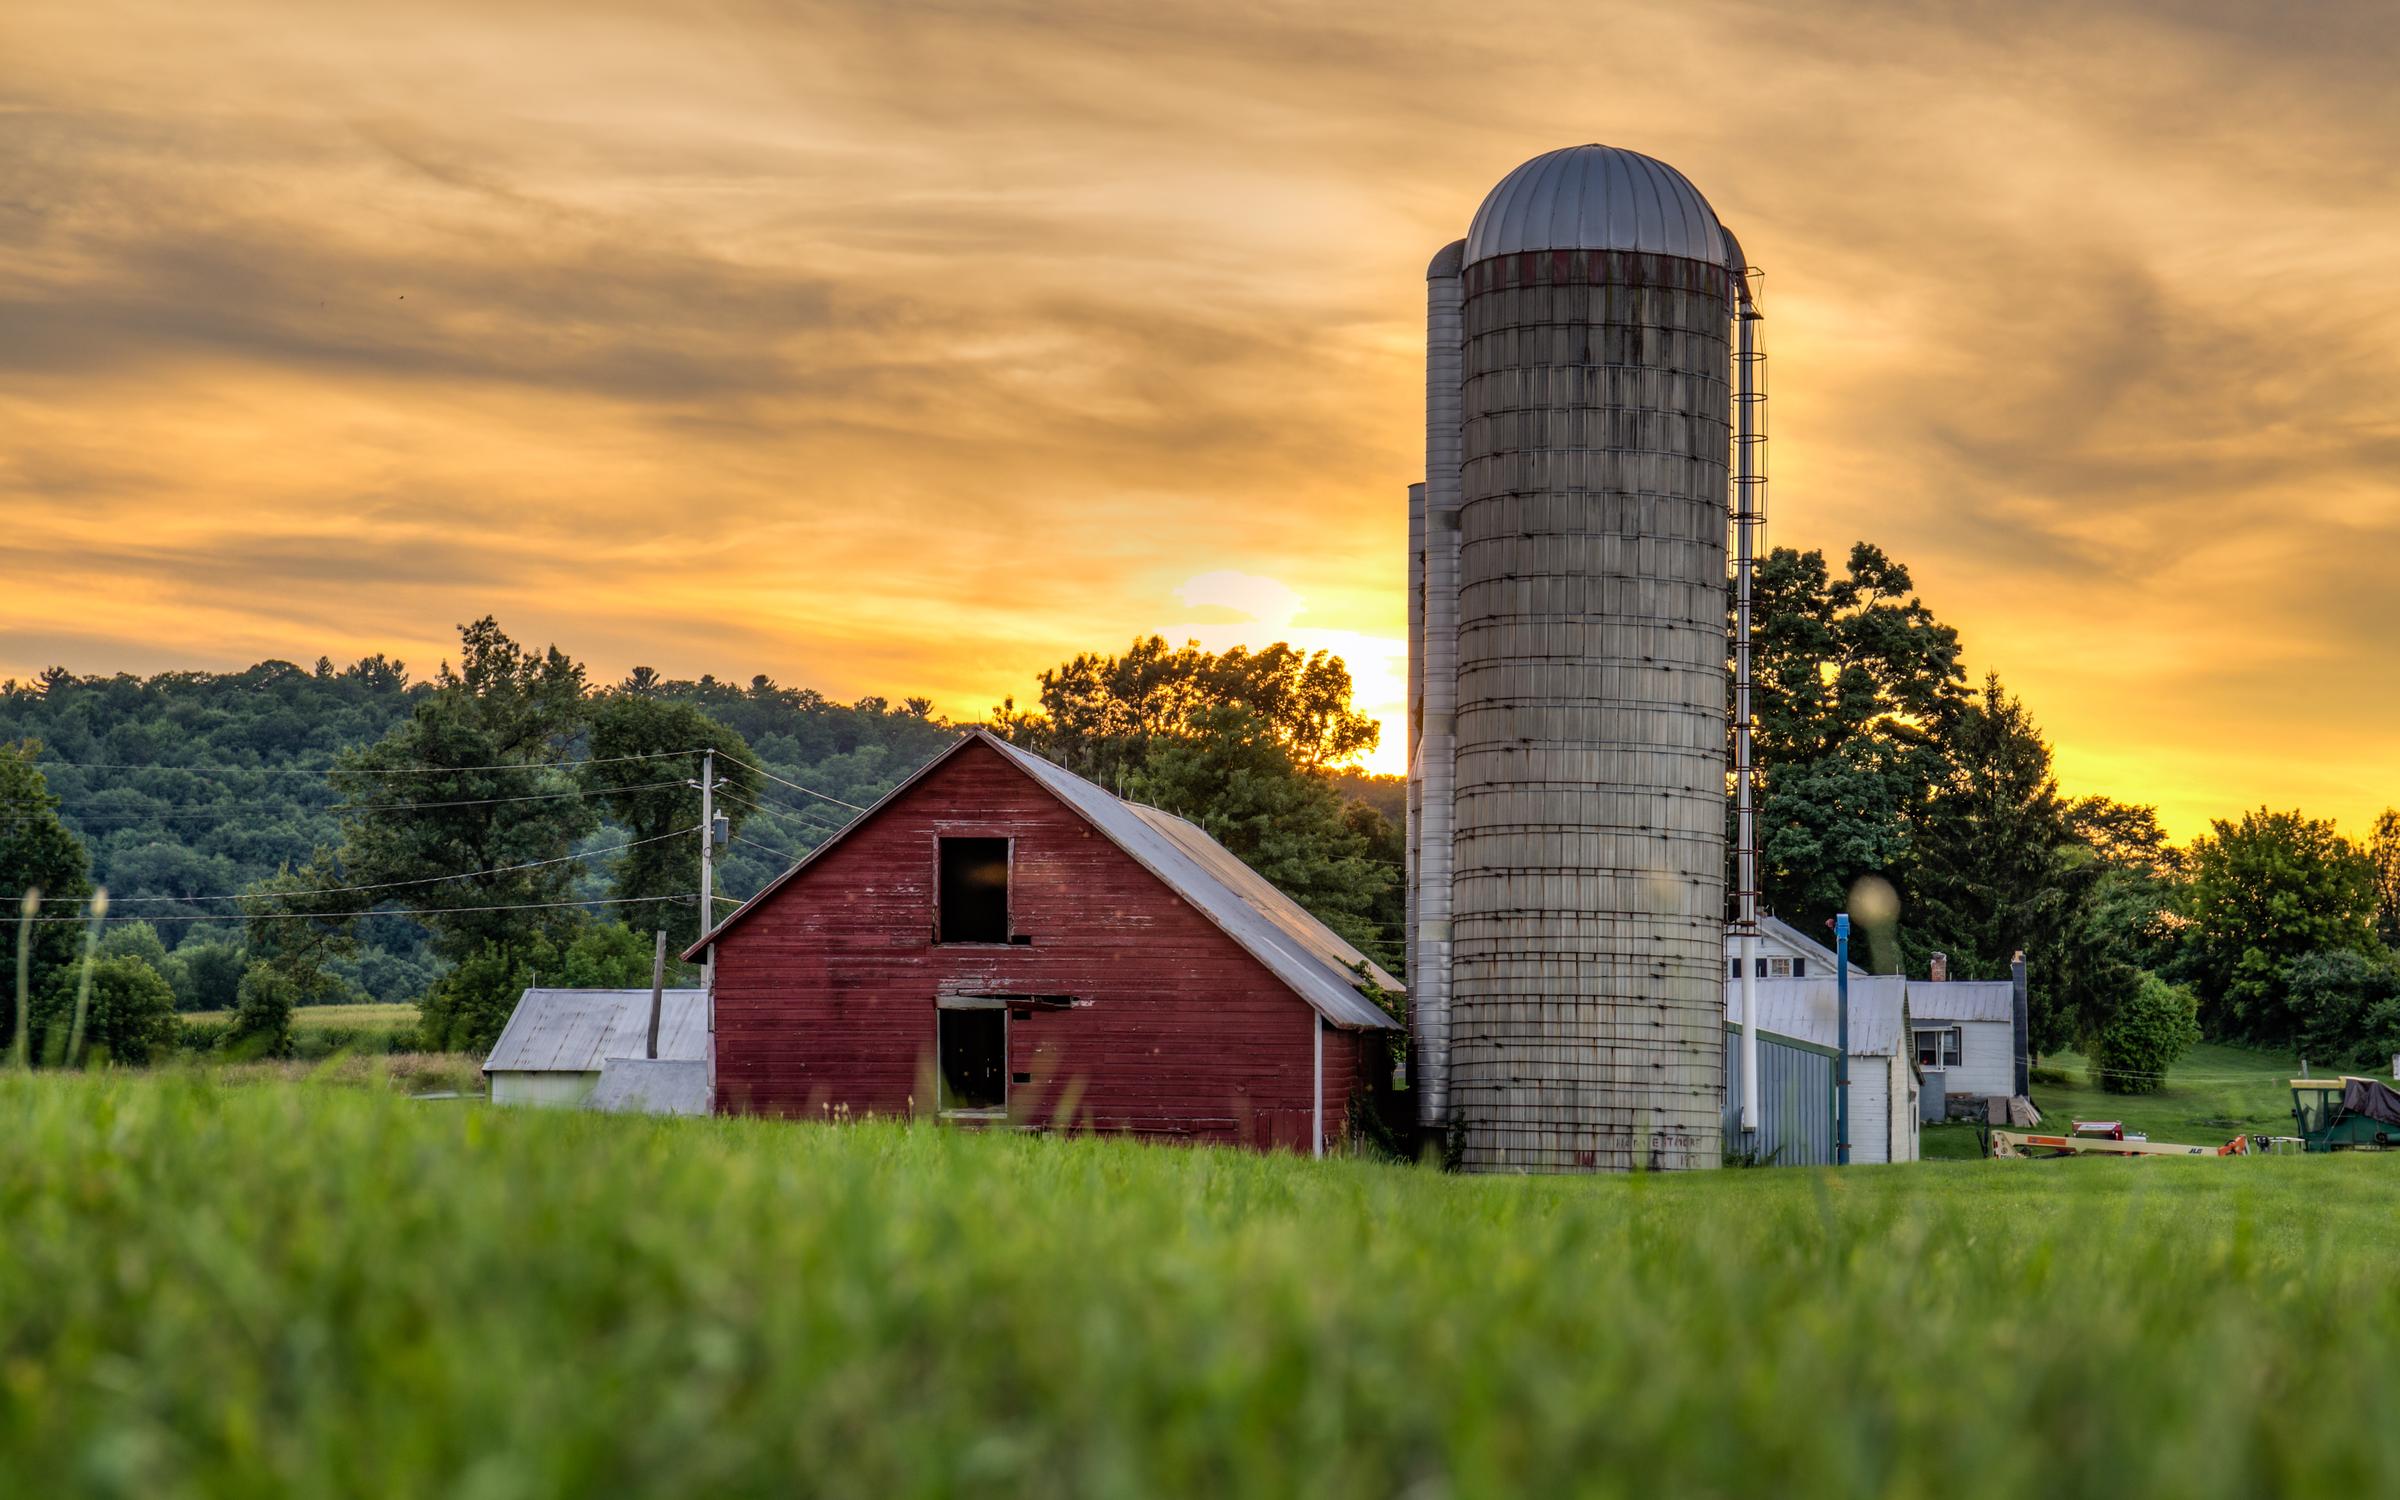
[[1907, 956, 2021, 1111], [1728, 914, 1869, 983]]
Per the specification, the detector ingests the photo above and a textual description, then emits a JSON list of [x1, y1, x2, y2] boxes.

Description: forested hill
[[0, 659, 964, 1000]]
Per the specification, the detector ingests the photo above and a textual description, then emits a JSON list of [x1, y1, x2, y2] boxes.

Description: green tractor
[[2289, 1078, 2400, 1152]]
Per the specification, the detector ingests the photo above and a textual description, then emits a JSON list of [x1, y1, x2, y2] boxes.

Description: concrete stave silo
[[1410, 145, 1743, 1173]]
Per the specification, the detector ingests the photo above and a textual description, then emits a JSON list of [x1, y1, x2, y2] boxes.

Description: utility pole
[[645, 928, 667, 1060], [699, 749, 718, 991], [1835, 912, 1852, 1167], [687, 749, 729, 998]]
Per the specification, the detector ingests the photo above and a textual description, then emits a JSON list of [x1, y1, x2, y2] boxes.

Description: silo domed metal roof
[[1463, 145, 1727, 267]]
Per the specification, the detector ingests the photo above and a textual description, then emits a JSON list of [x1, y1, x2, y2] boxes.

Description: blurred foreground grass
[[5, 1075, 2399, 1498]]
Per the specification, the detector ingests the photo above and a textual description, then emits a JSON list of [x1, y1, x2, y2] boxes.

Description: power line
[[27, 748, 708, 776], [716, 753, 868, 812], [729, 832, 805, 863], [24, 828, 695, 906], [6, 777, 688, 825], [716, 787, 850, 835], [20, 894, 694, 926]]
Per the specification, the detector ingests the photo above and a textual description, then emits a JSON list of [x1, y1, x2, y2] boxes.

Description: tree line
[[1747, 542, 2399, 1089], [6, 545, 2394, 1086]]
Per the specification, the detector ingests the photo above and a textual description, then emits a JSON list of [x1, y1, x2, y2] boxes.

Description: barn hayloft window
[[937, 837, 1011, 944], [937, 998, 1006, 1114]]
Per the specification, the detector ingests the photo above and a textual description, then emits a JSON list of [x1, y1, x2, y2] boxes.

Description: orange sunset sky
[[4, 1, 2395, 839]]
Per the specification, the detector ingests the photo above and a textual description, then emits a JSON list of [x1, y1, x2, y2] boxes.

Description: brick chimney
[[1928, 951, 1948, 983]]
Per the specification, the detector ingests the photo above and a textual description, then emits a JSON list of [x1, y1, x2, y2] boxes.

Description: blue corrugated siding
[[1723, 1026, 1836, 1167]]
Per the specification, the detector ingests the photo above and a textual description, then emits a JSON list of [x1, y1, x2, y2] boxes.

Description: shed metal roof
[[1907, 980, 2017, 1025], [1726, 976, 1910, 1057], [484, 988, 709, 1075], [695, 731, 1402, 1033]]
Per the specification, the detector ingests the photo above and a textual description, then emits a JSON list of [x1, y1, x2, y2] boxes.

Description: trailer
[[2289, 1078, 2400, 1152], [1989, 1129, 2248, 1159]]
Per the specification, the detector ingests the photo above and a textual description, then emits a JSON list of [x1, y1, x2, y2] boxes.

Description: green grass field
[[182, 1002, 422, 1033], [1923, 1041, 2308, 1160], [8, 1076, 2400, 1496]]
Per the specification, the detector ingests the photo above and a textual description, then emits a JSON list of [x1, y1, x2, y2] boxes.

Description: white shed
[[483, 988, 708, 1107], [1727, 976, 1919, 1165]]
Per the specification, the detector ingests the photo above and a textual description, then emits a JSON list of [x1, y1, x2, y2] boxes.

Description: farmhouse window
[[937, 1000, 1006, 1114], [1914, 1027, 1963, 1071], [937, 837, 1011, 944], [1765, 956, 1795, 979]]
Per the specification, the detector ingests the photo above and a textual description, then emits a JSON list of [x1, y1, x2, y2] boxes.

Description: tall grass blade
[[65, 888, 106, 1070]]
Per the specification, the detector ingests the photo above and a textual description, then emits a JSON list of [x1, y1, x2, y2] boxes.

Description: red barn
[[692, 730, 1403, 1154]]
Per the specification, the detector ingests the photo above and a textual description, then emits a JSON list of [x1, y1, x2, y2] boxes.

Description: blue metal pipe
[[1835, 912, 1852, 1167]]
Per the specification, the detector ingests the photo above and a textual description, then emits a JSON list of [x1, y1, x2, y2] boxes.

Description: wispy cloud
[[1, 0, 2394, 833]]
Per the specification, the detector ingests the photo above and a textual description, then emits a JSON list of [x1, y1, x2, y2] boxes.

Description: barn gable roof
[[485, 988, 709, 1074], [692, 730, 1402, 1032]]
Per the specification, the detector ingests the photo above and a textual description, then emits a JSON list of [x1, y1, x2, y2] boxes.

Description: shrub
[[2089, 972, 2201, 1094], [29, 955, 180, 1067], [2284, 949, 2400, 1072], [417, 945, 535, 1054], [230, 965, 299, 1059], [171, 940, 248, 1012]]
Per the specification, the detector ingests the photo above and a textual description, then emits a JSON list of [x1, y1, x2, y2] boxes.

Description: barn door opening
[[937, 998, 1006, 1116]]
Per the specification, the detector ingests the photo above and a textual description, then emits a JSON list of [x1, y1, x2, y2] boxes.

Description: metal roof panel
[[485, 988, 710, 1074]]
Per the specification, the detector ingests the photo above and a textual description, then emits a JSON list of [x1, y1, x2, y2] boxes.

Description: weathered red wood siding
[[713, 737, 1378, 1151]]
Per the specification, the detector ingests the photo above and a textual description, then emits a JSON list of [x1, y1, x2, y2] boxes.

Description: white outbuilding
[[1727, 976, 1920, 1164], [483, 987, 708, 1108]]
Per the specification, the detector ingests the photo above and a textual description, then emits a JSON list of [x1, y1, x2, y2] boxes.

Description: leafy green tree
[[30, 954, 178, 1067], [2088, 972, 2201, 1095], [553, 922, 662, 988], [1910, 676, 2066, 972], [333, 619, 597, 960], [2283, 949, 2400, 1072], [2049, 798, 2185, 1057], [2370, 809, 2400, 949], [996, 642, 1393, 969], [1908, 676, 2144, 1054], [99, 920, 183, 995], [1, 743, 94, 1055], [229, 965, 301, 1059], [233, 858, 367, 1056], [415, 923, 662, 1055], [1745, 544, 1968, 932], [997, 637, 1379, 784], [171, 938, 248, 1012], [582, 694, 760, 952], [418, 944, 537, 1054], [2181, 809, 2379, 1045]]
